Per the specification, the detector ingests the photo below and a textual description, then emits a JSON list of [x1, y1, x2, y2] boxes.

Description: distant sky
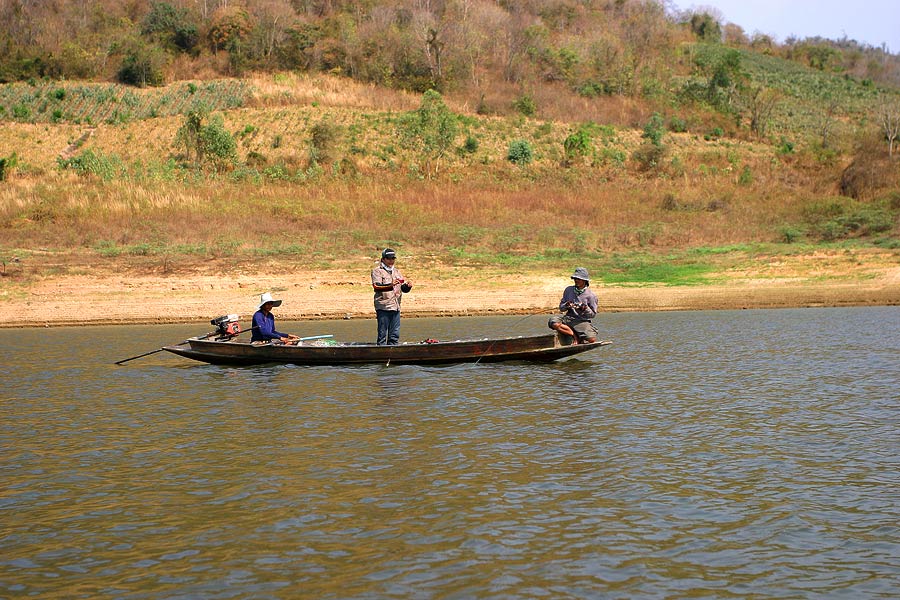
[[670, 0, 900, 53]]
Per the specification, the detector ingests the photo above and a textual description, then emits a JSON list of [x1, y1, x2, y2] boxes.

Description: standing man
[[548, 267, 599, 345], [371, 248, 413, 345]]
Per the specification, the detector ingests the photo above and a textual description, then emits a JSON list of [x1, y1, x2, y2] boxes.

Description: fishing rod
[[472, 306, 560, 365]]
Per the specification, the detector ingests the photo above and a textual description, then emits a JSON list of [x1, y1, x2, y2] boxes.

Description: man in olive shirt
[[371, 248, 413, 345]]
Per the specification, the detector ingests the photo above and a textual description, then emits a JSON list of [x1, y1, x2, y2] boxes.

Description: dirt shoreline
[[2, 268, 898, 328]]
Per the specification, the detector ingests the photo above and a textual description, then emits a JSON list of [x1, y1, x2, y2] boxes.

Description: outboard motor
[[210, 314, 241, 338]]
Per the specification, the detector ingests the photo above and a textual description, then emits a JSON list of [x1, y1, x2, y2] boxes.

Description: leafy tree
[[686, 47, 746, 110], [208, 6, 255, 55], [117, 40, 167, 87], [397, 90, 459, 177], [277, 24, 321, 70], [707, 49, 743, 105], [142, 2, 199, 54], [801, 44, 839, 71], [689, 12, 722, 43]]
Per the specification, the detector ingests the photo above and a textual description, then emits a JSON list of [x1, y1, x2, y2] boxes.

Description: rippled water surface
[[2, 307, 898, 598]]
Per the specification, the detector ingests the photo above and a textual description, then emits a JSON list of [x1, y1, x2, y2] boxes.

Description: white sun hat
[[257, 292, 283, 309]]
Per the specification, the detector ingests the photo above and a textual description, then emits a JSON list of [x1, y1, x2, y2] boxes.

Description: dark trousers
[[376, 309, 401, 345]]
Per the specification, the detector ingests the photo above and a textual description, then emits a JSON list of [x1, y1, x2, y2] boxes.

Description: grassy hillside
[[0, 66, 898, 287]]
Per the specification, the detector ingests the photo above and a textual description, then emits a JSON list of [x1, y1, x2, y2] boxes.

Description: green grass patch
[[601, 253, 716, 285]]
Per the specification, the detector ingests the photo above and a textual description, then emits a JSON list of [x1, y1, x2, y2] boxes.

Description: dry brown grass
[[0, 164, 822, 257], [244, 72, 422, 112], [0, 75, 888, 268]]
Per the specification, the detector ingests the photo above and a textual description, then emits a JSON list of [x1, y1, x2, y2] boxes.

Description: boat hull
[[163, 334, 610, 366]]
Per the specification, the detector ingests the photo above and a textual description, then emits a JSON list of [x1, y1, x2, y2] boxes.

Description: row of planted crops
[[0, 79, 249, 125]]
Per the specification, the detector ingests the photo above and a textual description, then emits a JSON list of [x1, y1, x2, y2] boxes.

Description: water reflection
[[1, 307, 898, 598]]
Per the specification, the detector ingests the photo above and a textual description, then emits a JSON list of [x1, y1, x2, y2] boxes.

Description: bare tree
[[454, 0, 506, 87], [411, 8, 443, 83], [250, 0, 297, 60], [879, 96, 900, 158], [738, 84, 779, 140], [500, 8, 534, 83], [818, 96, 839, 149]]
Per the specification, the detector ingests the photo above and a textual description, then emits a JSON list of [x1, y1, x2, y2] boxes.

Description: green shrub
[[58, 149, 124, 180], [0, 153, 19, 181], [512, 94, 536, 117], [802, 197, 897, 240], [12, 104, 31, 121], [576, 81, 608, 98], [632, 143, 668, 172], [873, 237, 900, 249], [263, 164, 293, 180], [598, 147, 626, 167], [246, 151, 267, 168], [704, 127, 724, 141], [308, 120, 341, 163], [668, 116, 688, 133], [777, 137, 795, 154], [507, 139, 533, 165], [174, 109, 236, 167], [778, 225, 804, 243], [199, 115, 237, 167], [461, 135, 479, 154], [563, 125, 593, 165], [642, 112, 665, 146]]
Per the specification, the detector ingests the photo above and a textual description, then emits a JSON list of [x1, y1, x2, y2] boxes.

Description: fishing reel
[[211, 314, 241, 337]]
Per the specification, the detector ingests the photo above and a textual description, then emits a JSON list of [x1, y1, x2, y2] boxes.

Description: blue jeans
[[376, 310, 401, 345]]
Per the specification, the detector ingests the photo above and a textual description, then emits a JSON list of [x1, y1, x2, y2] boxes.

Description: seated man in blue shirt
[[251, 292, 299, 344]]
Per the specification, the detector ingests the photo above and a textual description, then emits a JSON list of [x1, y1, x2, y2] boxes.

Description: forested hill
[[3, 0, 899, 89], [1, 0, 899, 198], [1, 1, 898, 118]]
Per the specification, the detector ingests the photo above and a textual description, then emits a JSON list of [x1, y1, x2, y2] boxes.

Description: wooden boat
[[162, 333, 611, 366]]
